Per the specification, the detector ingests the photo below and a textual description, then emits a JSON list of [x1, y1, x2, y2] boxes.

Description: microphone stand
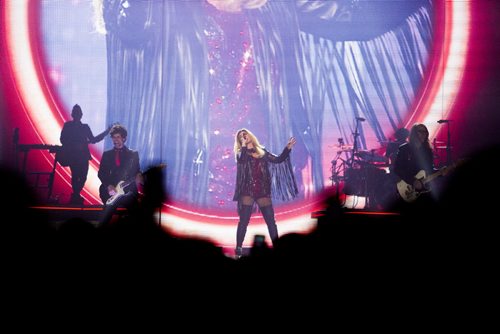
[[445, 122, 452, 166], [438, 120, 453, 166], [350, 118, 363, 168], [350, 118, 370, 208], [330, 138, 343, 187]]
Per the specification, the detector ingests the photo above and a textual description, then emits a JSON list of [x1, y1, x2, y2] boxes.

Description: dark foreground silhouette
[[2, 146, 497, 318]]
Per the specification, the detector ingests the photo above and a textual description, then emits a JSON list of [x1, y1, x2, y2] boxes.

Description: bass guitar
[[105, 164, 166, 206], [396, 160, 463, 203], [106, 177, 137, 206]]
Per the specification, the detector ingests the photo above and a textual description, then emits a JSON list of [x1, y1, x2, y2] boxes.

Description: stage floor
[[29, 204, 401, 259]]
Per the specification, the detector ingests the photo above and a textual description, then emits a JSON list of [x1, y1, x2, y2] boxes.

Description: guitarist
[[393, 123, 437, 205], [98, 124, 142, 226]]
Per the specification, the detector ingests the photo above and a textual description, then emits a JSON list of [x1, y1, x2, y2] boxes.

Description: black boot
[[70, 193, 84, 205], [260, 205, 278, 245], [235, 204, 253, 257], [235, 246, 243, 259]]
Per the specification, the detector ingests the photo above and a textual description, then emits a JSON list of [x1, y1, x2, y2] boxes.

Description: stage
[[29, 203, 401, 257]]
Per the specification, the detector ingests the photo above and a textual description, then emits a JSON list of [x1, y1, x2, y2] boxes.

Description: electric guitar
[[105, 164, 166, 206], [106, 176, 137, 205], [396, 160, 463, 203]]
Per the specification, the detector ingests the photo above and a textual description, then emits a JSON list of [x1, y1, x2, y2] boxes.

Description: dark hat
[[394, 128, 409, 140]]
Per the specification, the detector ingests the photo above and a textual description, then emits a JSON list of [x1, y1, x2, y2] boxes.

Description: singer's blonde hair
[[234, 128, 265, 160]]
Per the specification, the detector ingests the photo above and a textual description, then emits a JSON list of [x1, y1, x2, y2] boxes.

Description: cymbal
[[337, 145, 354, 152]]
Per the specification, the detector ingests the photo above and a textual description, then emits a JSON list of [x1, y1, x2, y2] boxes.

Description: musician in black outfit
[[385, 127, 409, 171], [59, 104, 110, 205], [98, 124, 142, 226], [393, 123, 438, 206]]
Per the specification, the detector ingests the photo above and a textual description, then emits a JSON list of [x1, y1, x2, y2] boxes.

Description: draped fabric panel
[[101, 0, 433, 210]]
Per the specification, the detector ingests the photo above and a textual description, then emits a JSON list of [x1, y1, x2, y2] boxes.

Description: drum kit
[[342, 150, 388, 197], [330, 147, 389, 207], [330, 119, 394, 210]]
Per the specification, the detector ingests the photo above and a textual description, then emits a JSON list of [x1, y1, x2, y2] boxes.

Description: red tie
[[115, 150, 121, 167]]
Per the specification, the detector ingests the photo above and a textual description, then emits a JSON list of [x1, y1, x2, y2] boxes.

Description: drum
[[343, 166, 389, 200], [343, 168, 365, 196], [365, 165, 387, 190]]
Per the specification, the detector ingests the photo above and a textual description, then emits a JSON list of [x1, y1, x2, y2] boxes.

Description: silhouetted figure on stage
[[97, 124, 142, 226], [59, 104, 110, 205], [385, 127, 410, 171], [392, 123, 440, 210], [233, 128, 298, 258]]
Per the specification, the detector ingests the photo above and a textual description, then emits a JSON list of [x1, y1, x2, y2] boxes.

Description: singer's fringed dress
[[233, 146, 298, 213]]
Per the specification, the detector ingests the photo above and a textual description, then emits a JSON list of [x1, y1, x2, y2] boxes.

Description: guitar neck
[[424, 161, 460, 184], [118, 176, 136, 189], [115, 164, 165, 189], [424, 170, 444, 184]]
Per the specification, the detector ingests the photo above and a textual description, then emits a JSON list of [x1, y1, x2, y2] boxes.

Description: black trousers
[[236, 203, 278, 248], [99, 191, 138, 227]]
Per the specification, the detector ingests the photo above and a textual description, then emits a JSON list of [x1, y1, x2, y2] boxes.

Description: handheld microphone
[[356, 117, 366, 122], [437, 119, 450, 124]]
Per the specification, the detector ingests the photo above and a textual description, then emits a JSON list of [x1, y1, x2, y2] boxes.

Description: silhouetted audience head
[[1, 166, 50, 237], [438, 144, 499, 222]]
